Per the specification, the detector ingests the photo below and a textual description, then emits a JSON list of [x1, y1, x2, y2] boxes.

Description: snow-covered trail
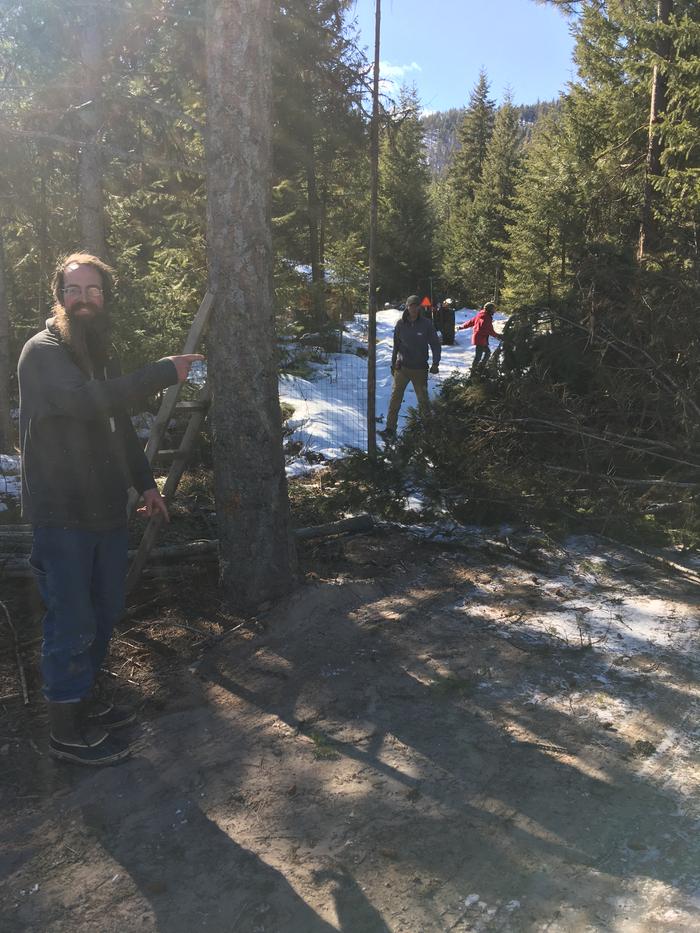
[[1, 307, 495, 506], [280, 306, 502, 472]]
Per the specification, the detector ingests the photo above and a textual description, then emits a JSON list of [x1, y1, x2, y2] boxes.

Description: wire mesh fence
[[325, 352, 368, 452], [281, 349, 368, 459]]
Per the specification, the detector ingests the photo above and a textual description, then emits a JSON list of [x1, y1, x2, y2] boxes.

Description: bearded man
[[18, 252, 203, 765]]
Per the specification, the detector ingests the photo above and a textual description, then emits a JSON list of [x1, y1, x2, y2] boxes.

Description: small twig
[[0, 600, 29, 705], [215, 620, 254, 641], [113, 637, 147, 652], [101, 669, 139, 686], [121, 596, 165, 621], [116, 654, 149, 672]]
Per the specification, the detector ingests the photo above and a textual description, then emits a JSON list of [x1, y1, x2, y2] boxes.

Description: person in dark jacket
[[384, 294, 441, 438], [457, 301, 501, 372], [439, 298, 456, 345], [18, 252, 203, 765]]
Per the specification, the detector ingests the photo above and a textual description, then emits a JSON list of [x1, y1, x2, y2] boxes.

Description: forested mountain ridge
[[422, 100, 558, 176]]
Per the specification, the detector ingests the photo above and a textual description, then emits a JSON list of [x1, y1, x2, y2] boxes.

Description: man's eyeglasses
[[62, 285, 104, 300]]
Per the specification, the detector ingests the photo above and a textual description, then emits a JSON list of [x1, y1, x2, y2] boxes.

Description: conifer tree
[[504, 113, 582, 306], [460, 96, 524, 303], [442, 71, 496, 290], [377, 88, 435, 301], [450, 70, 496, 208], [534, 0, 699, 271], [272, 0, 366, 321], [652, 2, 700, 265]]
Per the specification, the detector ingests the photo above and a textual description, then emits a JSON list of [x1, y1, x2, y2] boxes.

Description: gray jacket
[[391, 312, 441, 371], [18, 320, 178, 529]]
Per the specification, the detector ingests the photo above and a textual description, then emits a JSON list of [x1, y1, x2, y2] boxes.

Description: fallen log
[[0, 549, 217, 578], [294, 513, 374, 540], [1, 514, 375, 577], [135, 539, 217, 561]]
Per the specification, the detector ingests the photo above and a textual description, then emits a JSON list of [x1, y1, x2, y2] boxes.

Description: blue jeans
[[30, 526, 129, 702], [471, 345, 491, 371]]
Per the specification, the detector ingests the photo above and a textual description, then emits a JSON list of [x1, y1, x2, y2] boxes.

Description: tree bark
[[0, 230, 12, 452], [77, 5, 107, 258], [638, 0, 673, 262], [206, 0, 296, 611]]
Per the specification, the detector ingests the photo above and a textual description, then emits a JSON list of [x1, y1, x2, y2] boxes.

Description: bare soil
[[1, 525, 699, 932]]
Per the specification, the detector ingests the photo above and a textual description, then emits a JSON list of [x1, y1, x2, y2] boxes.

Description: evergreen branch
[[124, 92, 205, 130], [63, 1, 205, 24], [592, 125, 648, 163], [0, 123, 204, 174], [537, 307, 700, 426], [472, 415, 700, 471]]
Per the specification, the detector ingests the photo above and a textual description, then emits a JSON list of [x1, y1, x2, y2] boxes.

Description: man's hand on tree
[[430, 363, 439, 374], [138, 488, 170, 522], [165, 353, 205, 383]]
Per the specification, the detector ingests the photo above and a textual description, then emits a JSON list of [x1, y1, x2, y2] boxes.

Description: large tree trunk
[[206, 0, 296, 611], [0, 230, 12, 452], [638, 0, 673, 262], [78, 5, 107, 258]]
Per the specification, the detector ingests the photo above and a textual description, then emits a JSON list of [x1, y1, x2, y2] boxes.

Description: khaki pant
[[386, 367, 430, 433]]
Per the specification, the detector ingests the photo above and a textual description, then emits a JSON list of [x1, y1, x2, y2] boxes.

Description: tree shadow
[[75, 757, 336, 933], [194, 558, 700, 929]]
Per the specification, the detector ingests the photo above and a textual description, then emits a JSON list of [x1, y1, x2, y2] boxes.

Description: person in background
[[432, 300, 444, 338], [383, 294, 441, 439], [440, 298, 456, 345], [457, 301, 501, 373], [18, 252, 204, 766]]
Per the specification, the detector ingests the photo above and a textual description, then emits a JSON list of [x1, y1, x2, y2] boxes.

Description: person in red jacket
[[457, 301, 501, 373]]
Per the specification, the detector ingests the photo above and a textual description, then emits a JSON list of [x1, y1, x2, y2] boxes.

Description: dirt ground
[[1, 524, 699, 932]]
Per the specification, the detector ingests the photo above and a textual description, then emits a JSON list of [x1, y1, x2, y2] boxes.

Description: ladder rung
[[175, 400, 210, 411], [157, 449, 190, 460]]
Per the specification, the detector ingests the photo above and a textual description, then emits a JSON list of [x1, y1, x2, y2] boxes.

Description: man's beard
[[53, 303, 111, 375]]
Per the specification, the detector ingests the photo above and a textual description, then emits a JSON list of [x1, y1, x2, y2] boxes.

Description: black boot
[[48, 701, 131, 766], [82, 693, 136, 730]]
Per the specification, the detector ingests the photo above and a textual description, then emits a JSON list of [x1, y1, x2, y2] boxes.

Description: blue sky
[[349, 0, 577, 112]]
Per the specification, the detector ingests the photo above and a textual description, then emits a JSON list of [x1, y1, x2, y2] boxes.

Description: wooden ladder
[[125, 291, 214, 593]]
